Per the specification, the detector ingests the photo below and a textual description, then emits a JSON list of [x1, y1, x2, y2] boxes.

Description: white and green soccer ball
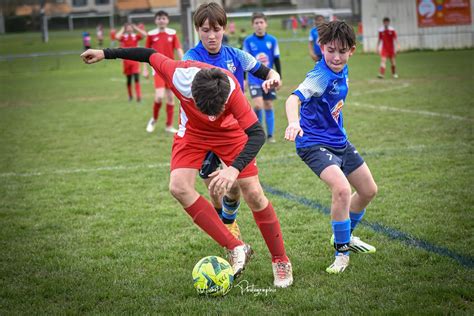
[[192, 256, 234, 296]]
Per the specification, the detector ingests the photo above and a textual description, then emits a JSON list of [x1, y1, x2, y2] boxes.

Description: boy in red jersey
[[144, 11, 184, 134], [115, 23, 147, 101], [80, 47, 293, 288], [377, 17, 399, 79]]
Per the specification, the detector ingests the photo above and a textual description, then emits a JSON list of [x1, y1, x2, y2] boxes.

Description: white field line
[[350, 82, 411, 97], [1, 144, 466, 179]]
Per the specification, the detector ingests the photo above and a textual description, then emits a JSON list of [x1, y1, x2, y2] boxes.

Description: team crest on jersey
[[168, 37, 173, 42], [208, 115, 217, 121], [266, 41, 272, 49], [329, 80, 340, 95], [226, 60, 236, 73], [331, 100, 344, 122]]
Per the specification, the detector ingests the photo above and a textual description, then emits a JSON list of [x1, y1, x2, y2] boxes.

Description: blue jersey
[[293, 58, 349, 149], [183, 41, 261, 92], [242, 33, 280, 86], [308, 26, 322, 59]]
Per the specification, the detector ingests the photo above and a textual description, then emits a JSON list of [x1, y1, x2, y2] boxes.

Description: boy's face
[[155, 15, 169, 29], [383, 20, 390, 28], [316, 16, 325, 25], [197, 19, 225, 53], [320, 40, 355, 73], [125, 24, 133, 33], [252, 18, 267, 35]]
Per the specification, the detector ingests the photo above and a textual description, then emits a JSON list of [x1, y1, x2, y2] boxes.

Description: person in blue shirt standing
[[243, 12, 282, 143], [308, 15, 325, 62], [285, 21, 378, 274], [182, 4, 293, 286]]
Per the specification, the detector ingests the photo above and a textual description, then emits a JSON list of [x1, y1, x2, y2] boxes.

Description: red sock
[[391, 65, 396, 74], [127, 84, 132, 98], [379, 66, 385, 75], [252, 202, 288, 263], [135, 82, 141, 100], [185, 196, 242, 250], [166, 104, 174, 127], [153, 102, 162, 120]]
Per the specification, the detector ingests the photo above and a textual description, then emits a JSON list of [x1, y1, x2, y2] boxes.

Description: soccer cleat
[[330, 235, 376, 254], [227, 243, 253, 278], [272, 260, 293, 288], [267, 136, 276, 144], [377, 74, 384, 79], [146, 118, 157, 133], [165, 126, 178, 133], [224, 221, 242, 241], [326, 253, 350, 274], [393, 73, 399, 79]]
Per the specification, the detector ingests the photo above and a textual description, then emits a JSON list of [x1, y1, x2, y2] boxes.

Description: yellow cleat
[[225, 221, 242, 241]]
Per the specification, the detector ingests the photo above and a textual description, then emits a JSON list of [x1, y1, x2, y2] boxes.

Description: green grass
[[0, 27, 473, 314]]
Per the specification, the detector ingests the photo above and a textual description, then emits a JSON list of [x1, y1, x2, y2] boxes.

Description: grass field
[[1, 26, 473, 314]]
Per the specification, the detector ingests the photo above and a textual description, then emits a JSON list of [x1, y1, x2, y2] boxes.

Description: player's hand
[[80, 49, 104, 64], [285, 121, 303, 141], [262, 78, 281, 93], [208, 166, 239, 196]]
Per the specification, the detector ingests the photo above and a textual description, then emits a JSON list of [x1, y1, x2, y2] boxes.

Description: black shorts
[[199, 151, 222, 179], [249, 85, 276, 101], [296, 141, 365, 177]]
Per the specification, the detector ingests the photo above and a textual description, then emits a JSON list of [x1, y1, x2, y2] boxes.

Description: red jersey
[[119, 33, 143, 48], [146, 28, 181, 59], [149, 53, 257, 143], [378, 26, 397, 56]]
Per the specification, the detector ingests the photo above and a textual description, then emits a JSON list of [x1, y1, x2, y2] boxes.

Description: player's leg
[[249, 85, 264, 123], [133, 73, 141, 102], [126, 74, 133, 101], [146, 87, 165, 133], [378, 56, 387, 78], [263, 90, 276, 143], [238, 175, 293, 288], [164, 87, 178, 133], [390, 56, 398, 78]]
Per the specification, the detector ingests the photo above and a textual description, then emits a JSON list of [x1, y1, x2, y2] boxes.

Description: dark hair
[[318, 20, 356, 48], [194, 2, 227, 29], [383, 17, 390, 22], [155, 10, 169, 19], [251, 12, 266, 23], [192, 68, 231, 116]]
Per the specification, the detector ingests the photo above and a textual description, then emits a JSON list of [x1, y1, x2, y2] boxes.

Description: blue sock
[[264, 109, 274, 137], [221, 197, 240, 224], [350, 209, 365, 233], [332, 219, 351, 255], [255, 109, 264, 123]]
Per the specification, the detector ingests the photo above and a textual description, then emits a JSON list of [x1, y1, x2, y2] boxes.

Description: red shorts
[[123, 60, 140, 75], [153, 72, 171, 89], [170, 134, 258, 179], [380, 49, 395, 58]]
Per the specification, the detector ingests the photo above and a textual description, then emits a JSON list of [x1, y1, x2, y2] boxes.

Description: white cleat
[[146, 118, 156, 133], [330, 235, 376, 254], [227, 243, 253, 278], [393, 73, 399, 79], [272, 260, 293, 288], [326, 253, 350, 274], [165, 126, 178, 134]]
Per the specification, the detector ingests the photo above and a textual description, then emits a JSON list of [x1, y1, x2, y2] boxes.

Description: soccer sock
[[255, 109, 264, 123], [127, 84, 132, 99], [350, 209, 365, 233], [166, 104, 174, 127], [252, 202, 289, 263], [265, 109, 274, 137], [153, 102, 162, 120], [215, 207, 223, 219], [221, 196, 240, 224], [184, 196, 243, 250], [135, 82, 141, 100], [379, 66, 385, 75], [391, 65, 396, 74], [332, 219, 351, 255]]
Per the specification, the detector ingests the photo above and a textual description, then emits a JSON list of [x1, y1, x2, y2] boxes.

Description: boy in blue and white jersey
[[243, 12, 282, 143], [308, 15, 325, 62], [285, 21, 378, 274]]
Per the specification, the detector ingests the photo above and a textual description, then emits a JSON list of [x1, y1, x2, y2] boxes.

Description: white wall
[[361, 0, 474, 52]]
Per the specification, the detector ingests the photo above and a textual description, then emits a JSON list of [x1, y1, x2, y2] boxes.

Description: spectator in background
[[290, 16, 298, 35], [82, 31, 91, 50], [96, 24, 104, 47], [228, 20, 236, 35], [308, 14, 325, 62], [377, 17, 399, 79], [110, 28, 116, 48]]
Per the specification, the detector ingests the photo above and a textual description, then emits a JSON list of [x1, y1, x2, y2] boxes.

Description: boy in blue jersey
[[285, 21, 378, 274], [308, 15, 325, 62], [243, 12, 282, 143], [183, 3, 283, 246]]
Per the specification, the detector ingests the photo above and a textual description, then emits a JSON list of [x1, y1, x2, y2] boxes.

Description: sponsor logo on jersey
[[329, 80, 340, 95], [208, 115, 217, 121], [256, 52, 269, 66], [331, 100, 344, 122]]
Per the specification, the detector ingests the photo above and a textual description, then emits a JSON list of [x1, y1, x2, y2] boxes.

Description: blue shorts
[[249, 85, 276, 101], [296, 141, 365, 177]]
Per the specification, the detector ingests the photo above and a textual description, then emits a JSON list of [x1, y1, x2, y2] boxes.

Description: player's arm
[[176, 48, 184, 60], [132, 24, 148, 37], [81, 48, 156, 64], [114, 26, 125, 40], [285, 94, 303, 141]]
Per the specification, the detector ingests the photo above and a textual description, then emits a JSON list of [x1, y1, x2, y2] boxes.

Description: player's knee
[[227, 183, 241, 200], [169, 180, 191, 201], [365, 182, 378, 201], [333, 185, 351, 203], [242, 187, 266, 210]]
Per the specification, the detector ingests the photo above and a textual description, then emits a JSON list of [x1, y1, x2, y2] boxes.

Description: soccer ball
[[192, 256, 234, 296]]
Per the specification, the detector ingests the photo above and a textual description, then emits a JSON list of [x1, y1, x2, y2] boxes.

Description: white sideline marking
[[352, 102, 472, 121], [351, 82, 411, 96]]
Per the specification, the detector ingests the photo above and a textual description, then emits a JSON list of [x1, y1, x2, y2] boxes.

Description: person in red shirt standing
[[144, 11, 184, 134], [80, 47, 294, 288], [377, 17, 399, 79], [115, 23, 147, 101]]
